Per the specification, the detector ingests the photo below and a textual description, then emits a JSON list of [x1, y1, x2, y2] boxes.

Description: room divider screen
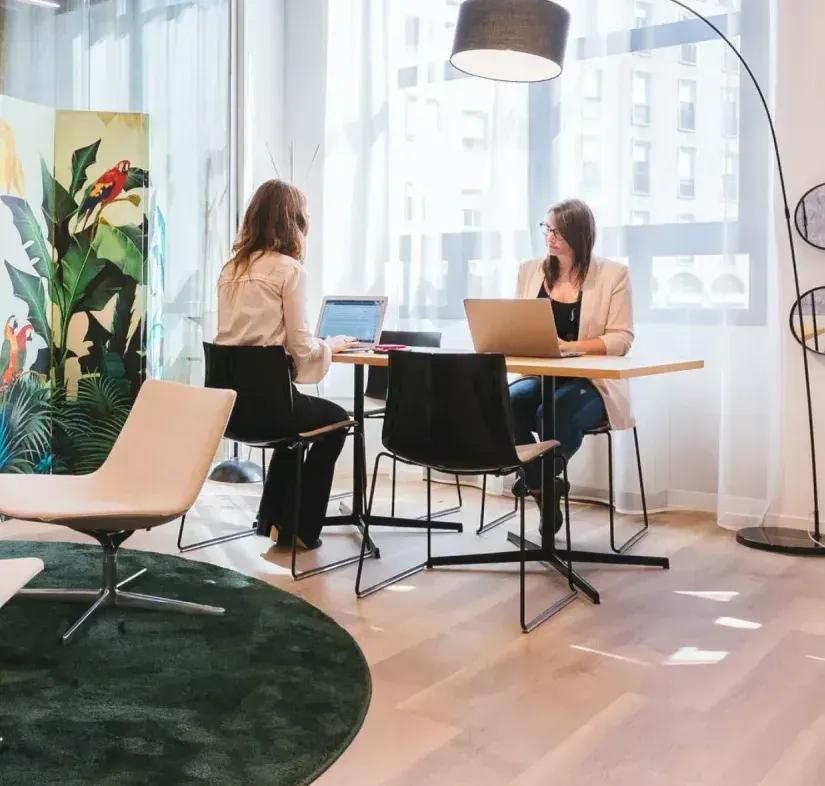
[[0, 94, 149, 475]]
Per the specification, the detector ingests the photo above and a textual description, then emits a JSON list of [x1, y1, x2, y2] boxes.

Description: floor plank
[[3, 476, 825, 785]]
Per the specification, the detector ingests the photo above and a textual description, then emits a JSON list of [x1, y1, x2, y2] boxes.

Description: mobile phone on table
[[373, 344, 408, 353]]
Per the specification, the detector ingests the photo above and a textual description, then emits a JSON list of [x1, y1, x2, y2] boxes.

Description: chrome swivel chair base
[[16, 530, 225, 644]]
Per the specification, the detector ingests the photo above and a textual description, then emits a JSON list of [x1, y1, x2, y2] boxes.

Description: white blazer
[[516, 257, 635, 431]]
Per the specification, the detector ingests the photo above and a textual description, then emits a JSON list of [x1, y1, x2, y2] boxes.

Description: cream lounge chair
[[0, 380, 235, 643], [0, 558, 44, 610]]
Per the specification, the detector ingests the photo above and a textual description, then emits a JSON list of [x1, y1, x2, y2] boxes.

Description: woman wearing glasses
[[510, 199, 634, 533]]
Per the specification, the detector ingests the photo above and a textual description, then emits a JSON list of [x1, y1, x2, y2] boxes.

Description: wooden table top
[[332, 351, 704, 380]]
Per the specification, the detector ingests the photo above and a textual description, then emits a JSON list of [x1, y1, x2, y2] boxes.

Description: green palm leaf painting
[[69, 139, 101, 197], [0, 376, 51, 474], [0, 126, 149, 476]]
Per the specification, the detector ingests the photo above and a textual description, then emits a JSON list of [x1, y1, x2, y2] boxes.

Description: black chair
[[355, 351, 575, 630], [334, 330, 464, 520], [477, 474, 519, 535], [576, 423, 649, 554], [178, 343, 377, 581], [476, 425, 649, 554]]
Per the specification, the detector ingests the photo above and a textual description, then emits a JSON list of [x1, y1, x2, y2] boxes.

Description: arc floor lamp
[[450, 0, 822, 555]]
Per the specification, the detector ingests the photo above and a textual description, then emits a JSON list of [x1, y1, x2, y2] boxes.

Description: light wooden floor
[[5, 479, 825, 786]]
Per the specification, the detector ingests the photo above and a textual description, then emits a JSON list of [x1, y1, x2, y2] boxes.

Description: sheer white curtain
[[321, 0, 532, 387], [2, 0, 232, 386], [319, 0, 781, 525], [540, 0, 781, 529]]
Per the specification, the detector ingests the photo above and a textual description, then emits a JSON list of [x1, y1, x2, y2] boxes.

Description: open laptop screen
[[317, 298, 384, 343]]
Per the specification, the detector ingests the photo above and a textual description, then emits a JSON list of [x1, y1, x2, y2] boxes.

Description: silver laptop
[[464, 298, 584, 358], [315, 295, 388, 350]]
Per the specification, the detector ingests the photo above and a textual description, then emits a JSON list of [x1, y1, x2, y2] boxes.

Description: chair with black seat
[[475, 422, 650, 554], [577, 422, 649, 554], [355, 351, 575, 630], [334, 330, 463, 520], [177, 343, 377, 581]]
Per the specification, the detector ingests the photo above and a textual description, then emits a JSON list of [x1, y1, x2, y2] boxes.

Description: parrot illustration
[[77, 159, 131, 230], [0, 317, 34, 391]]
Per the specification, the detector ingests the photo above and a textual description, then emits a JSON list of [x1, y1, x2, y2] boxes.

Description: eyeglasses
[[539, 222, 560, 239]]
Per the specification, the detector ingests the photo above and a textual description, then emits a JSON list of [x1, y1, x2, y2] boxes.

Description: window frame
[[395, 6, 770, 326]]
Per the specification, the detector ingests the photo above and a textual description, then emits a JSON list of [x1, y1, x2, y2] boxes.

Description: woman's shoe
[[274, 530, 324, 551], [255, 517, 273, 537], [535, 477, 570, 537]]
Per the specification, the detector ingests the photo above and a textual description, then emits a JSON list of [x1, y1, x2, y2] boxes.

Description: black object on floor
[[0, 540, 371, 786]]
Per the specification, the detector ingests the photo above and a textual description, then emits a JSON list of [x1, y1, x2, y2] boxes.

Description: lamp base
[[736, 526, 825, 556], [208, 459, 263, 484]]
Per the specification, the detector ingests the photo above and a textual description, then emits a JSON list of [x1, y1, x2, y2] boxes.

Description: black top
[[537, 286, 581, 342]]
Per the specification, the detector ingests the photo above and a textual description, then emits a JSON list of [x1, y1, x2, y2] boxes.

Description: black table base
[[423, 531, 668, 606]]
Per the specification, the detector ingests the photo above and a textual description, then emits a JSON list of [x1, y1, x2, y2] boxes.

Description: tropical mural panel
[[0, 98, 149, 475]]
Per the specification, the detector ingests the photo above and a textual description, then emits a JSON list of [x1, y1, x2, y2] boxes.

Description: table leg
[[315, 364, 381, 565], [352, 365, 365, 520], [541, 375, 556, 550]]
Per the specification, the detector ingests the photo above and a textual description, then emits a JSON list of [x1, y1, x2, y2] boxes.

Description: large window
[[393, 0, 770, 325]]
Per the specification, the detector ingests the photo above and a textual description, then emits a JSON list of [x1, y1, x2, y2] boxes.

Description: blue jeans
[[509, 377, 607, 490]]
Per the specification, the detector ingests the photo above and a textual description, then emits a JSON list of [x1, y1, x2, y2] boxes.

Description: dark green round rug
[[0, 540, 371, 786]]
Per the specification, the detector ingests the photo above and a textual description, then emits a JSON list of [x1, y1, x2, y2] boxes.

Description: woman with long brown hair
[[511, 199, 634, 533], [215, 180, 355, 549]]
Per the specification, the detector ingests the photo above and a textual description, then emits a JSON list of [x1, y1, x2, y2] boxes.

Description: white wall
[[775, 0, 825, 527]]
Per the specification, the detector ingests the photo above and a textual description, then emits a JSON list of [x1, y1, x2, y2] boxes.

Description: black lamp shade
[[450, 0, 571, 83]]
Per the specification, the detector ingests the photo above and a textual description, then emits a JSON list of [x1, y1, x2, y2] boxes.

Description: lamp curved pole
[[669, 0, 820, 549]]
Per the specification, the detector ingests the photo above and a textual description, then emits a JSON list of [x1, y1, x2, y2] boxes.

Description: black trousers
[[257, 390, 348, 543]]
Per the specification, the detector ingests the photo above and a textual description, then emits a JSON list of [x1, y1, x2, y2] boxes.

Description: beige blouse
[[214, 251, 331, 384], [516, 256, 635, 431]]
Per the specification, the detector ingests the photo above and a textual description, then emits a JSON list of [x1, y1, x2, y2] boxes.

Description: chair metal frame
[[334, 329, 464, 519], [353, 350, 578, 631], [356, 452, 577, 633], [573, 425, 649, 554], [476, 425, 649, 554], [180, 344, 379, 581], [19, 530, 223, 644], [477, 473, 519, 535]]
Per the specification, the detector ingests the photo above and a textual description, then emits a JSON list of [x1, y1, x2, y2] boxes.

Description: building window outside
[[634, 0, 653, 56], [722, 153, 739, 201], [632, 141, 651, 195], [582, 137, 601, 191], [722, 87, 739, 137], [583, 68, 603, 120], [678, 79, 697, 132], [462, 189, 482, 228], [461, 110, 489, 151], [679, 14, 697, 65], [678, 146, 696, 198], [632, 71, 652, 126], [404, 16, 420, 50]]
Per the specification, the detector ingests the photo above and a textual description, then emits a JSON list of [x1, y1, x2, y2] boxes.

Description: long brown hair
[[543, 199, 596, 288], [226, 180, 309, 277]]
